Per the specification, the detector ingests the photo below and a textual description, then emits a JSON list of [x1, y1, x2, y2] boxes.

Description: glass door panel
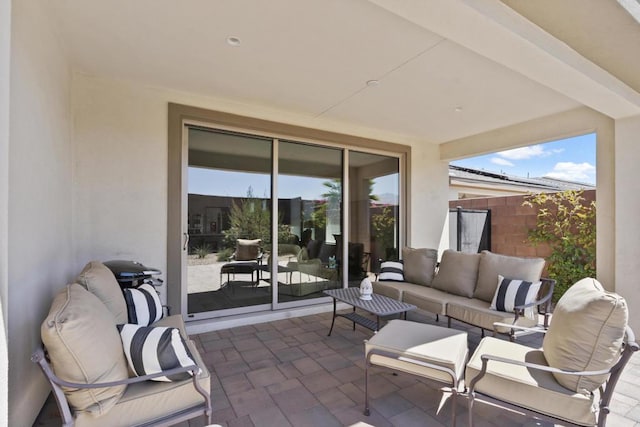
[[276, 141, 342, 301], [187, 128, 272, 315], [348, 151, 400, 283]]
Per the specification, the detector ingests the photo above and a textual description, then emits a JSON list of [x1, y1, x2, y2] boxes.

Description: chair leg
[[467, 391, 475, 427], [364, 364, 370, 416], [448, 317, 452, 328]]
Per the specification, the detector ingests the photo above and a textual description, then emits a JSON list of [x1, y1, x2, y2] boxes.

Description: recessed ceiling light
[[366, 80, 380, 87], [454, 106, 463, 112], [226, 36, 241, 46]]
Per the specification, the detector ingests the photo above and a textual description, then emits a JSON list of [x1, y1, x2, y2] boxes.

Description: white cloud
[[490, 157, 514, 167], [544, 162, 595, 182], [497, 145, 550, 160]]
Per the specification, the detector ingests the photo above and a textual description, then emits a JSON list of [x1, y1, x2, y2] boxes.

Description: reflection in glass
[[187, 129, 272, 314], [349, 151, 400, 282], [275, 141, 343, 300]]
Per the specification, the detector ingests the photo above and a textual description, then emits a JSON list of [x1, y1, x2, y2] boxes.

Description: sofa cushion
[[490, 275, 542, 320], [74, 339, 210, 427], [431, 250, 480, 298], [378, 261, 404, 282], [123, 284, 163, 326], [466, 337, 596, 427], [76, 261, 128, 324], [41, 284, 129, 415], [543, 278, 627, 393], [372, 281, 416, 301], [447, 298, 537, 333], [402, 286, 461, 316], [119, 324, 196, 382], [474, 251, 545, 303], [402, 247, 437, 286]]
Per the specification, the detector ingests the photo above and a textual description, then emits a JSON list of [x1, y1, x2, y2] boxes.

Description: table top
[[324, 287, 416, 316]]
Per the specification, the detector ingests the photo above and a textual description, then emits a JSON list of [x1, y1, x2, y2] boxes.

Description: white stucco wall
[[0, 0, 10, 424], [408, 143, 450, 252], [8, 1, 73, 425], [72, 74, 446, 300], [615, 115, 640, 333]]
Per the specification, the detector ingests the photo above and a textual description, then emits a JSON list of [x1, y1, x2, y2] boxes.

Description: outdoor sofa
[[374, 249, 555, 339]]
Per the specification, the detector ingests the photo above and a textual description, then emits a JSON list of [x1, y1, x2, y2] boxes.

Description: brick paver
[[33, 310, 640, 426]]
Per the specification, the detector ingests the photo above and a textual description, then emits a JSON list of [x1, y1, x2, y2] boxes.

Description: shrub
[[193, 243, 212, 259], [523, 190, 596, 301]]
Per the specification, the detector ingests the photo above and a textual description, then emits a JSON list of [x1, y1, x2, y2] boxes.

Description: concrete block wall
[[449, 190, 596, 263]]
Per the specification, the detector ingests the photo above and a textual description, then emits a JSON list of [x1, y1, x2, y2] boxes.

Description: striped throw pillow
[[378, 261, 404, 282], [118, 324, 197, 382], [490, 275, 542, 319], [123, 284, 163, 326]]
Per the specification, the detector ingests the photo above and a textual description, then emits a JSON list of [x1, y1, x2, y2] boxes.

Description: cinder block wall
[[449, 190, 596, 260]]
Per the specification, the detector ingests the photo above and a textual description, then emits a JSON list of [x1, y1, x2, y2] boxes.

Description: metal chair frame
[[31, 346, 212, 427]]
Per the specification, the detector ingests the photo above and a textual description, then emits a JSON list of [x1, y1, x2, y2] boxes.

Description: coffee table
[[323, 288, 416, 335]]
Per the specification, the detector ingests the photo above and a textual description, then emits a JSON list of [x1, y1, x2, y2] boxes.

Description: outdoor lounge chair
[[466, 277, 638, 427], [220, 239, 263, 289]]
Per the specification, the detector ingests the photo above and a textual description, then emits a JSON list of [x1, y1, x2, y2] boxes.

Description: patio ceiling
[[43, 0, 640, 144]]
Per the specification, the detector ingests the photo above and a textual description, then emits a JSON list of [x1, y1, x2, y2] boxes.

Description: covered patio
[[34, 310, 640, 426], [3, 0, 640, 425]]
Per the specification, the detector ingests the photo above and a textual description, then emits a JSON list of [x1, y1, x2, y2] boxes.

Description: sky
[[189, 133, 596, 198], [188, 168, 399, 200], [450, 133, 596, 184]]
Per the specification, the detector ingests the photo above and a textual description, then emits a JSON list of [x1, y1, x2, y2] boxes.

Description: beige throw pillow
[[41, 284, 129, 415], [402, 247, 437, 286], [76, 261, 128, 324], [236, 239, 261, 261], [431, 250, 480, 298], [543, 278, 628, 393], [474, 251, 545, 303]]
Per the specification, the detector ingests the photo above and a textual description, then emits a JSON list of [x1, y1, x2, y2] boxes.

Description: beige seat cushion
[[446, 298, 536, 333], [74, 339, 211, 427], [402, 247, 438, 286], [431, 250, 480, 298], [372, 281, 422, 301], [41, 284, 129, 415], [474, 251, 545, 303], [543, 278, 628, 393], [366, 320, 468, 386], [402, 286, 460, 316], [467, 337, 596, 427], [76, 261, 128, 324]]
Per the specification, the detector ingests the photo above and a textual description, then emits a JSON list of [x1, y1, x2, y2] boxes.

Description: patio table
[[323, 287, 416, 335]]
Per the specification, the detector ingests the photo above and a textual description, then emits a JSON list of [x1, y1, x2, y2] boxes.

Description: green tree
[[371, 206, 396, 259], [523, 190, 596, 301], [223, 187, 295, 249]]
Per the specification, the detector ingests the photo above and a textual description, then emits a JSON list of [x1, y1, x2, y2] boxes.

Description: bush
[[193, 243, 212, 259], [523, 190, 596, 301], [216, 247, 234, 262]]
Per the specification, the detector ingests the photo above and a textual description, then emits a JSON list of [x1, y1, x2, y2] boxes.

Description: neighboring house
[[449, 165, 595, 200], [3, 1, 640, 425]]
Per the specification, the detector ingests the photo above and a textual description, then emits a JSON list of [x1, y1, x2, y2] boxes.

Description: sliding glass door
[[275, 141, 342, 304], [186, 128, 272, 315], [175, 117, 405, 319], [348, 151, 400, 280]]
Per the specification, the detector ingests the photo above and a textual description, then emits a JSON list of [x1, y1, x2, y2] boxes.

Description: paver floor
[[34, 310, 640, 426]]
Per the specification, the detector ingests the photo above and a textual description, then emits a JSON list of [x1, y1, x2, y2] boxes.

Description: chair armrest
[[32, 347, 201, 389], [492, 322, 547, 335], [468, 350, 613, 394], [479, 353, 612, 377], [513, 278, 555, 311]]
